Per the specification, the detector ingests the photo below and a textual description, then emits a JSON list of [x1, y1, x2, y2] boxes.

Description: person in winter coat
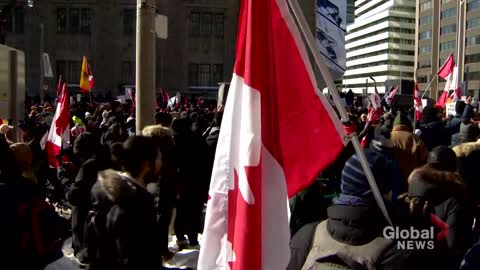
[[406, 166, 472, 269], [85, 136, 162, 270], [287, 149, 447, 270], [427, 145, 457, 172], [451, 121, 480, 147], [0, 138, 67, 270], [452, 136, 480, 240], [452, 137, 480, 205], [142, 125, 177, 260], [10, 142, 37, 184], [419, 106, 450, 150], [172, 118, 210, 248], [446, 98, 474, 136], [460, 242, 480, 270], [60, 133, 109, 263], [390, 113, 428, 186]]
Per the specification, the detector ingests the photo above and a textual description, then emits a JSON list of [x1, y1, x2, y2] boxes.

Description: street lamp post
[[136, 0, 156, 134]]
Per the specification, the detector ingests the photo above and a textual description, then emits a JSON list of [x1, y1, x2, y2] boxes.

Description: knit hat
[[340, 149, 393, 199], [73, 132, 97, 157], [393, 113, 411, 127], [459, 122, 480, 143], [428, 146, 457, 172], [0, 124, 13, 134]]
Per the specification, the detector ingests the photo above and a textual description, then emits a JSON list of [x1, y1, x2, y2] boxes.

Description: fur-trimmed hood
[[453, 139, 480, 158], [93, 169, 149, 206]]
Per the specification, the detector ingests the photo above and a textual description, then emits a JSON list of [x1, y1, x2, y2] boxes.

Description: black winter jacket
[[287, 204, 449, 270], [86, 170, 162, 270]]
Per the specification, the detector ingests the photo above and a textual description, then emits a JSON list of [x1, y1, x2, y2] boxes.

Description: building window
[[467, 17, 480, 29], [189, 10, 200, 37], [188, 63, 199, 86], [212, 64, 223, 84], [56, 60, 67, 80], [419, 15, 432, 26], [200, 12, 212, 37], [467, 0, 480, 12], [441, 0, 453, 3], [467, 71, 480, 80], [419, 30, 432, 40], [418, 60, 431, 68], [418, 76, 428, 83], [57, 8, 67, 33], [199, 64, 211, 86], [68, 61, 81, 83], [123, 9, 135, 35], [440, 24, 456, 35], [420, 1, 432, 11], [122, 61, 134, 83], [467, 35, 480, 46], [440, 40, 455, 51], [213, 13, 224, 38], [69, 8, 80, 33], [13, 7, 24, 33], [465, 53, 480, 64], [190, 9, 224, 39], [57, 60, 85, 83], [57, 7, 94, 34], [441, 7, 456, 19], [80, 8, 93, 34], [418, 45, 431, 54]]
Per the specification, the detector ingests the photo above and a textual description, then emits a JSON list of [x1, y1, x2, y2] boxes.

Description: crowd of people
[[0, 96, 220, 270], [2, 91, 480, 269], [288, 93, 480, 270]]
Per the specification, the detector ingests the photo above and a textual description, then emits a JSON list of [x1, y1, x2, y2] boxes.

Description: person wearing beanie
[[390, 113, 429, 186], [428, 146, 457, 172], [419, 106, 450, 150], [288, 150, 446, 270], [451, 121, 480, 147], [446, 98, 474, 136]]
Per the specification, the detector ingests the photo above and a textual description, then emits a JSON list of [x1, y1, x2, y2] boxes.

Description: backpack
[[17, 196, 66, 268], [301, 221, 392, 270], [84, 203, 121, 268]]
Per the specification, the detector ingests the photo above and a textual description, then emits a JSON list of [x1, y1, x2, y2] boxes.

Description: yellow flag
[[80, 56, 94, 92]]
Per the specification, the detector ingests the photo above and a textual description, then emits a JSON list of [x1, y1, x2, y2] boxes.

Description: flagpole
[[456, 0, 464, 94], [287, 0, 392, 226], [421, 73, 438, 99]]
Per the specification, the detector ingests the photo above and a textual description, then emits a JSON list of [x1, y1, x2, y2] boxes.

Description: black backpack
[[17, 196, 67, 267], [84, 202, 121, 268]]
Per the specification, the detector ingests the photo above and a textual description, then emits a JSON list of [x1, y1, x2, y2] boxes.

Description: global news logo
[[383, 223, 449, 250]]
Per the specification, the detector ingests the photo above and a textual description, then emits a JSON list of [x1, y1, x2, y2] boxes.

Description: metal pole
[[456, 0, 464, 92], [39, 23, 44, 103], [365, 78, 368, 96], [421, 73, 438, 99], [288, 0, 392, 226], [136, 0, 156, 134]]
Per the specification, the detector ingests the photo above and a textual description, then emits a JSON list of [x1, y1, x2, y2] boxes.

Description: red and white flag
[[45, 81, 70, 168], [198, 0, 346, 269], [414, 83, 423, 121], [386, 85, 398, 105], [437, 53, 454, 80], [446, 67, 461, 101], [371, 84, 381, 111]]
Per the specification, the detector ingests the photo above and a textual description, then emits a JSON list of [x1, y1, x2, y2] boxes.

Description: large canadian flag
[[45, 80, 70, 168], [197, 0, 346, 269]]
